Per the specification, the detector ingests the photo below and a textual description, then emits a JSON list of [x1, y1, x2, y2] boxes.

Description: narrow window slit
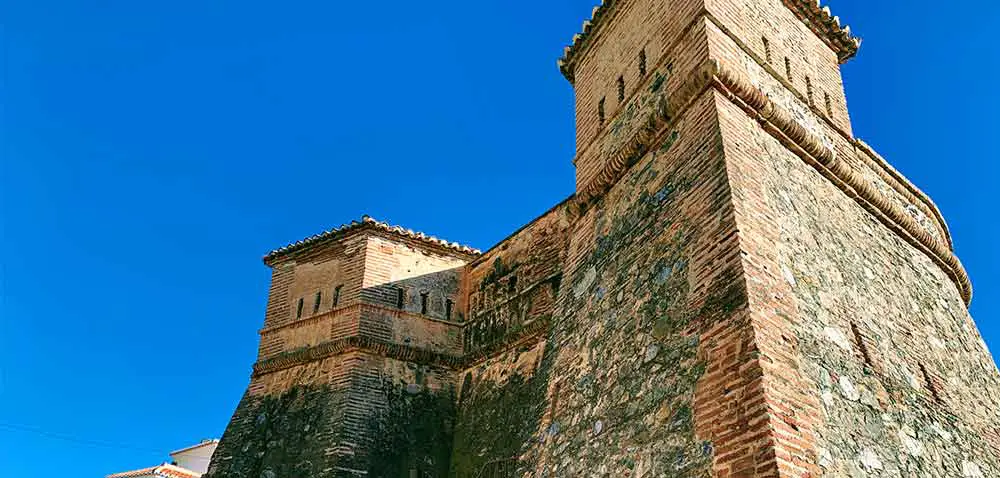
[[420, 291, 429, 315], [508, 275, 518, 293], [333, 284, 343, 307], [806, 76, 814, 106], [598, 97, 606, 125], [825, 93, 833, 117], [445, 299, 454, 321], [549, 382, 562, 422], [617, 76, 626, 103], [396, 288, 405, 310], [638, 49, 647, 76], [313, 291, 322, 314], [785, 57, 793, 80], [762, 37, 772, 64], [296, 297, 304, 319]]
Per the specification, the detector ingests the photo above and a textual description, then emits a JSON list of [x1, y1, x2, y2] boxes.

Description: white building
[[107, 439, 218, 478]]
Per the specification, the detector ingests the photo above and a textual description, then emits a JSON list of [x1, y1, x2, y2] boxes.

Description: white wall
[[170, 441, 218, 474]]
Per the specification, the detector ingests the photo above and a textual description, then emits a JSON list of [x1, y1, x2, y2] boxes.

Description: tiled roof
[[263, 216, 481, 265], [106, 463, 201, 478], [557, 0, 862, 82], [779, 0, 861, 62]]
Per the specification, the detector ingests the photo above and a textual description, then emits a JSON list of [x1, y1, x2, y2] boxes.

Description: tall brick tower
[[207, 1, 1000, 477], [538, 0, 1000, 476]]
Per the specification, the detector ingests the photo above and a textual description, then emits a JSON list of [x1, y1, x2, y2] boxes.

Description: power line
[[0, 421, 166, 455]]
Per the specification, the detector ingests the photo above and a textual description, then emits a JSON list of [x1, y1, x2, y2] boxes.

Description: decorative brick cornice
[[259, 302, 463, 337], [253, 336, 464, 376], [576, 60, 715, 205], [707, 60, 971, 304], [263, 215, 481, 266], [853, 138, 954, 249], [252, 318, 551, 376], [577, 58, 972, 304], [558, 1, 860, 83]]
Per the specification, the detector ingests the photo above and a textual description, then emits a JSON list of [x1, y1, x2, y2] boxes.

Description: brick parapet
[[252, 317, 550, 377]]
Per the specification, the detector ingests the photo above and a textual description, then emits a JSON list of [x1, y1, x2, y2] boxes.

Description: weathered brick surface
[[451, 200, 573, 475], [572, 0, 706, 192], [208, 1, 1000, 477], [464, 200, 572, 354], [719, 76, 1000, 477], [531, 91, 740, 477]]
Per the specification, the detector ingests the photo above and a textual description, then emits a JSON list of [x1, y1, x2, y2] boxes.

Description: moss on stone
[[363, 380, 456, 478], [205, 385, 348, 478]]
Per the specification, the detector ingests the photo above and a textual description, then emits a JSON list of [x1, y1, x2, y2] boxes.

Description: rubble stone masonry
[[207, 0, 1000, 476]]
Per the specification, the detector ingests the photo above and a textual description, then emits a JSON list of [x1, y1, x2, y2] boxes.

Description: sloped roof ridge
[[557, 0, 861, 81], [263, 215, 481, 265], [106, 463, 201, 478]]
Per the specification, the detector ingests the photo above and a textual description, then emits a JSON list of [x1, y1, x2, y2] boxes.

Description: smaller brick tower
[[207, 217, 478, 477]]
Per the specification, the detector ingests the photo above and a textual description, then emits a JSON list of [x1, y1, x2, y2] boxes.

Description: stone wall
[[451, 340, 550, 478], [528, 89, 746, 476], [450, 200, 573, 476], [206, 354, 356, 478], [719, 78, 1000, 476]]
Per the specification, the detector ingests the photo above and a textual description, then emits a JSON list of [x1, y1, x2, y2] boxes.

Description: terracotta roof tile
[[106, 463, 201, 478], [263, 216, 481, 265], [558, 0, 861, 82]]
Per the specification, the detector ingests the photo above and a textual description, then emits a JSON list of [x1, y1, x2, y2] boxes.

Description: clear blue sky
[[1, 1, 997, 476]]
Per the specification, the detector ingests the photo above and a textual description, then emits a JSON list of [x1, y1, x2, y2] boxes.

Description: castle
[[205, 1, 1000, 476]]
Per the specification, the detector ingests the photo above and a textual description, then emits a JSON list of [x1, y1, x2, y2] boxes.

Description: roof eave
[[557, 0, 862, 82], [262, 216, 481, 267]]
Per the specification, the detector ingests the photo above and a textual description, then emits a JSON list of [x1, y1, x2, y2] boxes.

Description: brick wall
[[528, 89, 747, 476], [572, 0, 706, 192], [571, 0, 703, 155], [258, 233, 368, 359], [463, 200, 572, 354], [360, 234, 467, 318], [706, 0, 851, 133]]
